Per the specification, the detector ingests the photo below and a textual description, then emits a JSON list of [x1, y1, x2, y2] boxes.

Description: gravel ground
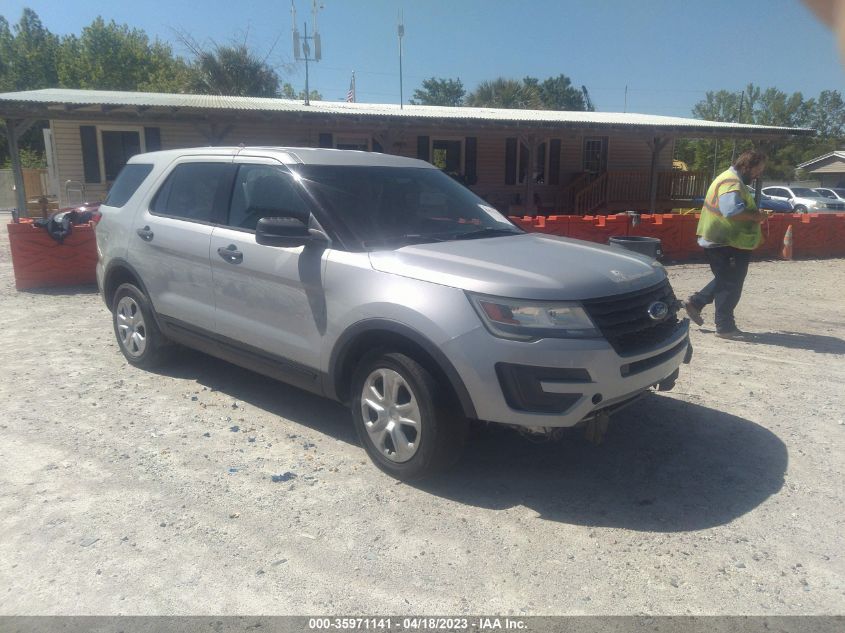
[[0, 224, 843, 616]]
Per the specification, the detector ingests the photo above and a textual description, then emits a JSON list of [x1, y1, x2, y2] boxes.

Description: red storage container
[[7, 219, 98, 291]]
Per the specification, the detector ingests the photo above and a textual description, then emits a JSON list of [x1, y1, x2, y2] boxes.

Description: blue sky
[[3, 0, 843, 116]]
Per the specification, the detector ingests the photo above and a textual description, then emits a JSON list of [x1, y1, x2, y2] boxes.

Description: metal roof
[[0, 88, 815, 136], [798, 151, 845, 169]]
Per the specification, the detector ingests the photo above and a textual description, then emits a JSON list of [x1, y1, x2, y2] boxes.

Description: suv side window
[[151, 162, 235, 223], [228, 164, 310, 230], [765, 187, 787, 198], [104, 164, 154, 208]]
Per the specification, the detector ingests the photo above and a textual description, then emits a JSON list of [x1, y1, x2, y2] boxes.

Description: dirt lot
[[0, 223, 843, 616]]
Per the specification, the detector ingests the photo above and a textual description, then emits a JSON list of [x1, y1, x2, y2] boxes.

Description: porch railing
[[574, 170, 708, 213]]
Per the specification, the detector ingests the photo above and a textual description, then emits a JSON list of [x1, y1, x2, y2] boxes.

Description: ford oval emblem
[[647, 301, 669, 321]]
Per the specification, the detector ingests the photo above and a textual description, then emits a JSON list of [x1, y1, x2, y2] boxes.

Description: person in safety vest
[[683, 150, 768, 339]]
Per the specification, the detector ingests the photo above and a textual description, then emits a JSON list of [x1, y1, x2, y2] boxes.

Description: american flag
[[346, 72, 355, 103]]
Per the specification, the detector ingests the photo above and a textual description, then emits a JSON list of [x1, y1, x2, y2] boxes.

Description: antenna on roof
[[397, 9, 404, 110], [292, 0, 323, 105]]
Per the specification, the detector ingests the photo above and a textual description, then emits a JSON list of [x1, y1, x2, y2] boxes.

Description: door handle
[[217, 244, 243, 264], [136, 226, 154, 241]]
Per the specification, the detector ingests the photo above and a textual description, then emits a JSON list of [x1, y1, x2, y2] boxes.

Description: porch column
[[4, 118, 37, 217], [647, 136, 669, 214], [521, 134, 537, 215]]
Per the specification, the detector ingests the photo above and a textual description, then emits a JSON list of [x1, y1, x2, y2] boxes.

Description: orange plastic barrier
[[756, 214, 795, 259], [568, 214, 630, 244], [793, 214, 841, 257], [628, 214, 699, 261], [833, 214, 845, 257], [509, 213, 845, 261], [539, 215, 571, 237], [7, 220, 98, 291], [509, 216, 535, 231]]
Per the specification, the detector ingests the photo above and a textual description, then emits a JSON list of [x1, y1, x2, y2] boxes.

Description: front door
[[210, 157, 328, 374]]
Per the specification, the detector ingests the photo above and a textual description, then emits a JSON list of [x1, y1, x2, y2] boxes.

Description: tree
[[57, 17, 189, 92], [280, 82, 322, 101], [675, 84, 845, 181], [184, 42, 279, 97], [526, 74, 593, 111], [466, 77, 542, 109], [409, 77, 465, 106], [0, 9, 60, 91]]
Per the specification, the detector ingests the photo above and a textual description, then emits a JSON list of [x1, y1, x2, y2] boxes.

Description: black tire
[[111, 283, 172, 369], [350, 351, 468, 480], [794, 205, 807, 213]]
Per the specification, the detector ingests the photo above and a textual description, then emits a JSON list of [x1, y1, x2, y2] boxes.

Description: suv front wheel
[[351, 351, 468, 480], [112, 283, 171, 369]]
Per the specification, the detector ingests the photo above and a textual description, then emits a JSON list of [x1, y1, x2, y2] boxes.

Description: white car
[[762, 186, 845, 214], [815, 187, 845, 203]]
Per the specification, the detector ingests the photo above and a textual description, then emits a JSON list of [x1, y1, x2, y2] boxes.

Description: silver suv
[[96, 147, 691, 479]]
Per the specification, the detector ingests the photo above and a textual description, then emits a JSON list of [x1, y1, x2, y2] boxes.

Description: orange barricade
[[568, 214, 630, 244], [539, 215, 571, 237], [628, 214, 699, 261], [511, 213, 845, 261], [832, 214, 845, 257], [508, 216, 535, 231], [791, 214, 834, 258], [7, 219, 98, 291], [756, 214, 794, 259]]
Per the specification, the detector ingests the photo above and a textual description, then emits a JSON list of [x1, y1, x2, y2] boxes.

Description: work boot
[[715, 328, 747, 340], [683, 299, 704, 326]]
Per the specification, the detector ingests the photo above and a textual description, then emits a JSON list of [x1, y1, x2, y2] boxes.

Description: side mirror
[[256, 216, 328, 248]]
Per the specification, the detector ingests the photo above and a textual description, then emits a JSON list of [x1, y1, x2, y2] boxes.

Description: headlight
[[467, 293, 601, 341]]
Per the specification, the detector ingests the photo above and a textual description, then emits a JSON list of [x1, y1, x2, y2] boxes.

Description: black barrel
[[609, 235, 663, 259]]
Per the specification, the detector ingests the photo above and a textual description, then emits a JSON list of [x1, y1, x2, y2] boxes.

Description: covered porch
[[0, 88, 813, 217]]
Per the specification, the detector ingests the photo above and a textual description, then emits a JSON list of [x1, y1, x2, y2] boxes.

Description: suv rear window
[[104, 164, 153, 208], [151, 162, 235, 222]]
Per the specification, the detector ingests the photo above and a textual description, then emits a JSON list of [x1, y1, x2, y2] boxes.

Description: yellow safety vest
[[696, 168, 761, 250]]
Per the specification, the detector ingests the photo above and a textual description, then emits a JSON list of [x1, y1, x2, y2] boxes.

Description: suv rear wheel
[[351, 351, 468, 480], [112, 283, 171, 368]]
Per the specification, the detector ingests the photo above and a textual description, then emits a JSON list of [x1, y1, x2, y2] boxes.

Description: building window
[[431, 139, 463, 176], [583, 136, 608, 173], [98, 126, 145, 182], [518, 141, 548, 184], [335, 136, 370, 151]]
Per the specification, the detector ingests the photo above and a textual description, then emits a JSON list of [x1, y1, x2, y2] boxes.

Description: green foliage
[[1, 147, 46, 169], [409, 77, 465, 106], [466, 77, 543, 109], [676, 84, 845, 181], [57, 18, 190, 92], [186, 44, 279, 97], [465, 74, 593, 111], [0, 9, 60, 91], [280, 82, 322, 101]]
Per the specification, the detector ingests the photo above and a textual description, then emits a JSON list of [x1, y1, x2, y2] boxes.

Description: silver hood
[[368, 233, 666, 300]]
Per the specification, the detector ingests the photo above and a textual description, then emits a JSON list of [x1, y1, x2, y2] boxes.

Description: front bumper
[[442, 319, 690, 428]]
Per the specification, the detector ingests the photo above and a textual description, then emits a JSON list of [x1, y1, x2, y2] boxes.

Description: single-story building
[[798, 151, 845, 188], [0, 88, 813, 215]]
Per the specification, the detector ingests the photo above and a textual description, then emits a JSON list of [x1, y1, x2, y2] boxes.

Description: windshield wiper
[[451, 227, 523, 240]]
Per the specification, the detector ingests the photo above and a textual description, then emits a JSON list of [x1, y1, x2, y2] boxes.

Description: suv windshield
[[293, 165, 522, 249], [792, 187, 821, 197]]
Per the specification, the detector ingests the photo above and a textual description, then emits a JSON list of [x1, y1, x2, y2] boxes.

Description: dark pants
[[690, 246, 751, 332]]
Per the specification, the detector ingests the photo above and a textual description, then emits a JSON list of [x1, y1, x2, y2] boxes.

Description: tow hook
[[584, 410, 611, 445]]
